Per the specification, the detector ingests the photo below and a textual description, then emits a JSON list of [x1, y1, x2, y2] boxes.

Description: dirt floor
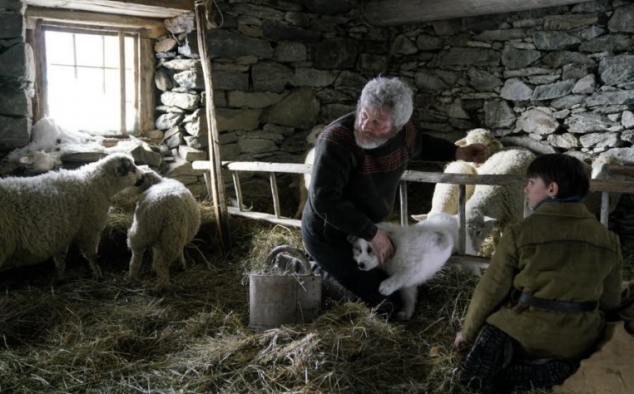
[[0, 200, 632, 393]]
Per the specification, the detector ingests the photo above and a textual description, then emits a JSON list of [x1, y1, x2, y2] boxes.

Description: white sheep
[[455, 128, 505, 162], [294, 146, 315, 219], [412, 160, 478, 221], [465, 148, 537, 252], [127, 170, 201, 289], [0, 153, 144, 281]]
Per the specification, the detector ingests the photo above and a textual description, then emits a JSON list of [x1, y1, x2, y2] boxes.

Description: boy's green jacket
[[462, 202, 622, 359]]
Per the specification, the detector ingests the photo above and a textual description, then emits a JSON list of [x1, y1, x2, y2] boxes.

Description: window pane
[[104, 35, 119, 69], [75, 33, 104, 67], [104, 69, 120, 97], [45, 31, 74, 66], [125, 36, 134, 71], [125, 70, 135, 102]]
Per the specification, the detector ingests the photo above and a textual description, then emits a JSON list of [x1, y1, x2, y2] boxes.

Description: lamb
[[465, 148, 537, 252], [455, 128, 504, 162], [0, 153, 144, 281], [412, 128, 502, 221], [294, 146, 316, 219], [412, 160, 478, 221], [127, 169, 201, 289], [349, 213, 471, 320]]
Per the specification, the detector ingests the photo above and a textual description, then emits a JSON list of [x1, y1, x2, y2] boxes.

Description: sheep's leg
[[179, 250, 187, 271], [397, 285, 418, 321], [152, 247, 173, 290], [53, 246, 69, 282], [77, 236, 102, 280], [128, 249, 144, 281]]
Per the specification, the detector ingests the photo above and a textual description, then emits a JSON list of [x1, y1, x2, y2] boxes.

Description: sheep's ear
[[411, 214, 428, 221], [490, 140, 504, 150], [346, 234, 357, 244], [455, 137, 467, 147]]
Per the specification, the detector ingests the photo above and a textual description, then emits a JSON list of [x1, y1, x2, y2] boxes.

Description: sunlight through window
[[45, 30, 138, 135]]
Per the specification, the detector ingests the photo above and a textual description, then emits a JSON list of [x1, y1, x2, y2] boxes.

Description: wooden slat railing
[[193, 160, 634, 268]]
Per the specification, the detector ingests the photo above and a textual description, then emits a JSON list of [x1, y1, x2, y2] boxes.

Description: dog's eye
[[366, 246, 372, 254]]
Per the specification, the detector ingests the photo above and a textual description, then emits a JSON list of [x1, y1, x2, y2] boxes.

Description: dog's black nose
[[359, 263, 365, 270], [134, 173, 145, 187]]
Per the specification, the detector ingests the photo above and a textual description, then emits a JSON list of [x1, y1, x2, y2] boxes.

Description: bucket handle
[[263, 245, 312, 274]]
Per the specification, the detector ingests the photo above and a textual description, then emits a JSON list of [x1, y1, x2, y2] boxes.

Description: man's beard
[[353, 125, 397, 149]]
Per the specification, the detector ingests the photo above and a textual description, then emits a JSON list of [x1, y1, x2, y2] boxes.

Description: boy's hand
[[370, 228, 394, 264], [454, 332, 468, 351]]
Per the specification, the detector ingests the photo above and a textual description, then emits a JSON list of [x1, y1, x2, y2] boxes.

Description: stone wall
[[0, 0, 32, 154], [152, 0, 634, 206], [161, 0, 634, 202]]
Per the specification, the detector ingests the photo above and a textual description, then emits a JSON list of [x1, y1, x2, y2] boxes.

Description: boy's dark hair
[[526, 154, 589, 199]]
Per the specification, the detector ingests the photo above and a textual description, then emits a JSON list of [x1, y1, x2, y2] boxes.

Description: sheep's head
[[455, 128, 504, 156], [466, 211, 497, 252], [348, 235, 380, 271]]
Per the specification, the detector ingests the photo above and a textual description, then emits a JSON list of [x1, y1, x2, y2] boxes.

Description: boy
[[454, 154, 622, 392]]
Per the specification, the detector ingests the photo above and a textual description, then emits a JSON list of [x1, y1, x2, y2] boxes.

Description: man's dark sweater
[[302, 112, 458, 243]]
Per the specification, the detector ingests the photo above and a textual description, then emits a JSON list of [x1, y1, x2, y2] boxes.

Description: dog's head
[[347, 235, 379, 271], [98, 153, 144, 189]]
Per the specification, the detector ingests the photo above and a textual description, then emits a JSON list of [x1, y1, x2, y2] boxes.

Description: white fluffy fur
[[465, 148, 536, 251], [349, 214, 465, 320], [0, 153, 144, 280], [127, 170, 201, 289]]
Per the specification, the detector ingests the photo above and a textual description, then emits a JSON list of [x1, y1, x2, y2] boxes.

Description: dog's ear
[[346, 234, 357, 244]]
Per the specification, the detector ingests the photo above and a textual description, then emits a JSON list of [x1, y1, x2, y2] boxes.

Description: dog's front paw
[[379, 280, 397, 296], [397, 309, 414, 321]]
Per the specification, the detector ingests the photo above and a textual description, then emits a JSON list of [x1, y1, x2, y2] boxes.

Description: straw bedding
[[0, 202, 631, 394]]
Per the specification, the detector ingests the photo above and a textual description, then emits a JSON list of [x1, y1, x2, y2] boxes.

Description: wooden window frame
[[26, 10, 157, 137]]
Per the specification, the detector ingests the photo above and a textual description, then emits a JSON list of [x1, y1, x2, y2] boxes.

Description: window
[[45, 28, 138, 135]]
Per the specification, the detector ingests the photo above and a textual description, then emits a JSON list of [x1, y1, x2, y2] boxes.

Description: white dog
[[349, 213, 471, 320]]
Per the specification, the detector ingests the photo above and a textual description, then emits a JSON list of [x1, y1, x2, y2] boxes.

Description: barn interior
[[1, 0, 634, 393]]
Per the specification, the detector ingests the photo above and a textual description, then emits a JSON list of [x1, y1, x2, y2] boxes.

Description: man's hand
[[456, 143, 490, 164], [369, 228, 394, 264]]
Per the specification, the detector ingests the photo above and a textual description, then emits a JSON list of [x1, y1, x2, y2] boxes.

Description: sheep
[[465, 148, 537, 252], [455, 128, 505, 163], [412, 160, 478, 221], [127, 169, 201, 289], [0, 153, 144, 281], [293, 146, 315, 219]]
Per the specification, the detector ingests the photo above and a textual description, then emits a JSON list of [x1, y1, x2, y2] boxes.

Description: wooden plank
[[399, 181, 408, 226], [269, 173, 281, 218], [447, 255, 490, 270], [402, 171, 525, 185], [363, 0, 595, 26], [232, 172, 244, 212], [138, 37, 154, 134], [458, 184, 466, 254], [600, 192, 609, 227], [590, 179, 634, 194], [26, 7, 166, 38], [118, 31, 127, 136], [195, 1, 230, 252], [25, 0, 191, 19], [228, 207, 301, 228], [27, 20, 48, 122]]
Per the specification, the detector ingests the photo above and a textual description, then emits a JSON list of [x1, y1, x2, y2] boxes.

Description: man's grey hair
[[358, 77, 414, 129]]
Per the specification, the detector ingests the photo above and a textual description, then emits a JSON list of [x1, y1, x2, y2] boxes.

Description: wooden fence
[[193, 160, 634, 269]]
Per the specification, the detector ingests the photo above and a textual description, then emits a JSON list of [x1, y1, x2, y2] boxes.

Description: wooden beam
[[363, 0, 595, 26], [26, 7, 166, 38], [138, 37, 155, 134], [25, 0, 191, 19]]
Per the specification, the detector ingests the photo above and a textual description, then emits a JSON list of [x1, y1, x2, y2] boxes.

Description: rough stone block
[[0, 115, 30, 150], [0, 88, 30, 116]]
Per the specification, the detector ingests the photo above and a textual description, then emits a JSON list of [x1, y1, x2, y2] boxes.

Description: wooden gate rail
[[193, 160, 634, 269]]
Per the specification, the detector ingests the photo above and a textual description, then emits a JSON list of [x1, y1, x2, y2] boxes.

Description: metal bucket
[[249, 245, 322, 330]]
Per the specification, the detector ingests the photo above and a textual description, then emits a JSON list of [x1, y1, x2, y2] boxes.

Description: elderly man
[[301, 76, 488, 317]]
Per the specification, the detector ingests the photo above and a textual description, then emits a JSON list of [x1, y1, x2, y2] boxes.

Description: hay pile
[[0, 215, 630, 394]]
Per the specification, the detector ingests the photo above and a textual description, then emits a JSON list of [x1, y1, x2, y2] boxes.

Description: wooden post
[[118, 31, 128, 136], [399, 181, 408, 226], [195, 0, 230, 252], [458, 184, 466, 255], [28, 20, 48, 122], [600, 192, 609, 227], [270, 173, 281, 218], [138, 37, 154, 134]]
